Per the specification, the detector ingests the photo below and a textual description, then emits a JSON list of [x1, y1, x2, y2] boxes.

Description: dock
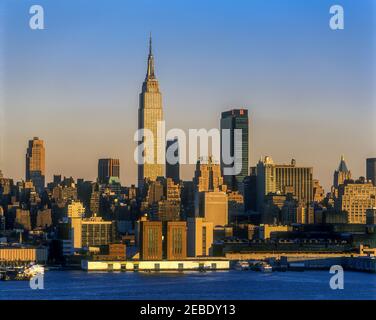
[[81, 259, 230, 271]]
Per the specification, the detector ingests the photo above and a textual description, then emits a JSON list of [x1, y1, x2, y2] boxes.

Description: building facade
[[366, 158, 376, 186], [70, 216, 114, 249], [25, 137, 45, 192], [187, 217, 214, 257], [165, 221, 187, 260], [166, 138, 180, 184], [98, 158, 120, 184], [139, 220, 163, 260], [193, 156, 226, 192], [335, 181, 376, 224], [333, 155, 351, 188], [220, 109, 249, 192], [196, 191, 228, 227], [138, 35, 164, 187], [257, 157, 313, 212], [67, 201, 85, 218]]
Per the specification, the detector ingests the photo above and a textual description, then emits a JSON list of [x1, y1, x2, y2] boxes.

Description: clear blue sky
[[1, 0, 375, 190]]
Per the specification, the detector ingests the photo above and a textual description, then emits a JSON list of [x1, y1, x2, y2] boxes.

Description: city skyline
[[1, 0, 376, 303], [1, 0, 375, 191]]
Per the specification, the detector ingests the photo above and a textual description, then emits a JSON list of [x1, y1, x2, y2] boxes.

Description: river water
[[0, 270, 375, 300]]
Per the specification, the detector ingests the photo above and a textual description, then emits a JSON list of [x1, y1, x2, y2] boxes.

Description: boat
[[0, 263, 44, 281], [260, 263, 273, 273], [24, 263, 45, 277], [198, 265, 210, 272], [234, 261, 250, 271]]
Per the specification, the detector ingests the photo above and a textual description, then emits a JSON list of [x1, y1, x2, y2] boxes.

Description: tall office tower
[[187, 217, 214, 257], [0, 206, 5, 231], [256, 156, 276, 213], [89, 183, 100, 216], [194, 157, 228, 226], [15, 209, 32, 231], [335, 180, 376, 224], [98, 159, 120, 184], [196, 191, 228, 227], [165, 221, 187, 260], [26, 137, 45, 193], [313, 179, 325, 202], [0, 171, 12, 196], [193, 156, 226, 192], [144, 179, 165, 205], [227, 191, 244, 221], [139, 219, 163, 260], [220, 109, 249, 192], [333, 155, 351, 188], [36, 208, 52, 228], [70, 216, 114, 250], [366, 158, 376, 186], [166, 138, 180, 184], [181, 181, 195, 218], [67, 200, 85, 218], [256, 157, 313, 213], [157, 178, 181, 221], [138, 35, 164, 188], [243, 167, 258, 212]]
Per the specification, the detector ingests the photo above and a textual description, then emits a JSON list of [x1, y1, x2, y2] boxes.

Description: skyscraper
[[139, 219, 163, 260], [256, 157, 313, 213], [138, 35, 164, 188], [165, 221, 187, 260], [335, 180, 376, 224], [187, 217, 214, 257], [333, 155, 351, 188], [196, 191, 228, 227], [25, 137, 45, 193], [366, 158, 376, 186], [193, 156, 226, 192], [98, 158, 120, 184], [220, 109, 249, 192], [193, 157, 228, 226], [166, 138, 180, 184]]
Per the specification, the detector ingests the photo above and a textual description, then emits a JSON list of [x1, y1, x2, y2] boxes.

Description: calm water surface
[[0, 270, 375, 300]]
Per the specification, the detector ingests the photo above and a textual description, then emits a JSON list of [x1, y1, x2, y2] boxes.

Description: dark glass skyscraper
[[367, 158, 376, 186], [166, 138, 180, 184], [220, 109, 249, 192], [98, 159, 120, 184]]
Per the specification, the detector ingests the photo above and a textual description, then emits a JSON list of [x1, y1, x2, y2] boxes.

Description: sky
[[0, 0, 375, 191]]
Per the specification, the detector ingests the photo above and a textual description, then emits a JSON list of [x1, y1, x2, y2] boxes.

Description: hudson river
[[0, 270, 375, 300]]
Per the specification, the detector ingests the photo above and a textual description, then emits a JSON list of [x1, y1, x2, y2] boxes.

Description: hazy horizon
[[1, 0, 375, 191]]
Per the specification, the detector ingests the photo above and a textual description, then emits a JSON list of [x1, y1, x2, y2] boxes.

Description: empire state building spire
[[138, 34, 164, 188], [146, 33, 155, 80]]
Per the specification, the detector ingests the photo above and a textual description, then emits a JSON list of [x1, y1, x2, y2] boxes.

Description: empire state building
[[138, 35, 164, 187]]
